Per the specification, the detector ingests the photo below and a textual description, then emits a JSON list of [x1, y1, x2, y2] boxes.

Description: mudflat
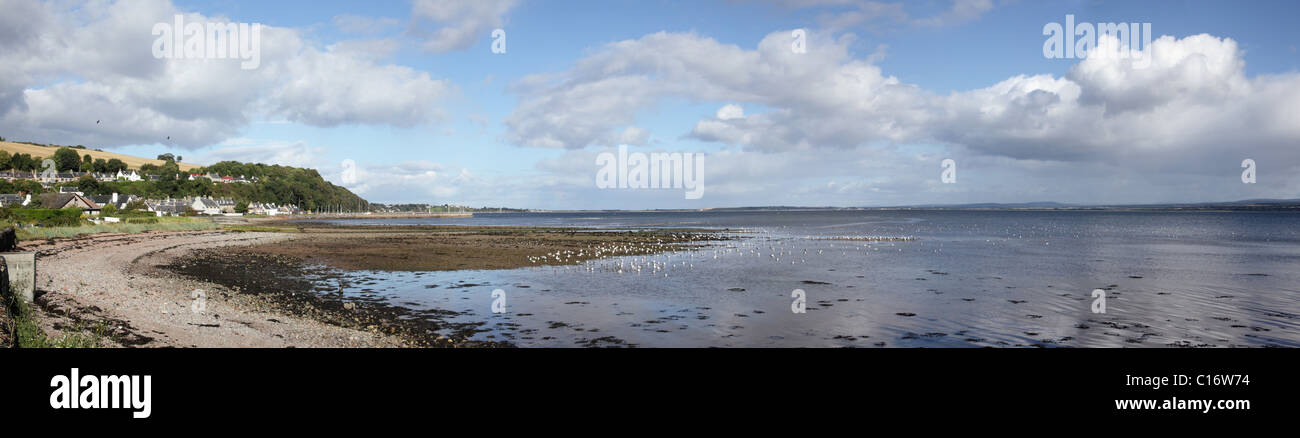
[[219, 224, 726, 271]]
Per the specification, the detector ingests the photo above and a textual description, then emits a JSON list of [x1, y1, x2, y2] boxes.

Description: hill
[[0, 140, 201, 172]]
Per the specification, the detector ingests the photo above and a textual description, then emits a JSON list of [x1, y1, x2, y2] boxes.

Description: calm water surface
[[296, 211, 1300, 347]]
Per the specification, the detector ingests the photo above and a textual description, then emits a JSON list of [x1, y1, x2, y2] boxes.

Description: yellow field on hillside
[[0, 140, 201, 171]]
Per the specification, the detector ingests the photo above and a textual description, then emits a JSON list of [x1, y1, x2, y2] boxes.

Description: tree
[[176, 156, 183, 162], [93, 158, 108, 173], [105, 158, 128, 173], [13, 179, 43, 195], [234, 201, 248, 214], [10, 153, 31, 172], [54, 147, 82, 172], [0, 151, 10, 171], [101, 203, 117, 216], [157, 153, 175, 162], [76, 175, 99, 194]]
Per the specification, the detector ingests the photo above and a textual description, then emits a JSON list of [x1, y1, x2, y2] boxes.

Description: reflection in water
[[296, 211, 1300, 347]]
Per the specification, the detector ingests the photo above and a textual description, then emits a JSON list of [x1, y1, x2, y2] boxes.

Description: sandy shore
[[24, 230, 405, 347], [18, 225, 725, 347]]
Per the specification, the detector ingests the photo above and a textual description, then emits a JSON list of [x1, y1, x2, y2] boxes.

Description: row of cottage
[[0, 170, 257, 184], [0, 190, 301, 216]]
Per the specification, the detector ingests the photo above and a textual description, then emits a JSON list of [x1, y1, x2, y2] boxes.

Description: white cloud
[[195, 140, 325, 169], [505, 29, 1300, 205], [0, 0, 453, 149], [506, 30, 929, 151], [271, 43, 450, 127], [716, 104, 745, 120], [408, 0, 518, 53], [334, 159, 552, 206]]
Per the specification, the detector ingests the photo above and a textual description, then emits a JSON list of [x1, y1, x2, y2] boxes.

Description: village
[[0, 170, 302, 217]]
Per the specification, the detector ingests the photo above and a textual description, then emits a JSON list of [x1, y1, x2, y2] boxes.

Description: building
[[191, 197, 221, 215], [0, 171, 39, 180], [88, 193, 140, 210], [145, 199, 188, 216], [213, 198, 237, 213], [0, 193, 29, 207], [248, 202, 288, 216], [39, 192, 100, 214], [116, 170, 143, 181]]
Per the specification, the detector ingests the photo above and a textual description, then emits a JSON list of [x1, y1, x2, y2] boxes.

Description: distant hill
[[0, 140, 201, 172], [885, 202, 1076, 209]]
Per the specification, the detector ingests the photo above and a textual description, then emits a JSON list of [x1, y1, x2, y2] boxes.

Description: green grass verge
[[4, 293, 104, 348], [15, 217, 219, 241]]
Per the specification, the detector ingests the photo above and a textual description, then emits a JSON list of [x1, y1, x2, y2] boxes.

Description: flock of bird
[[523, 230, 919, 277]]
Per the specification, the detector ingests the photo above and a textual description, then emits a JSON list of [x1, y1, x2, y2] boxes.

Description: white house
[[116, 169, 143, 182], [191, 198, 222, 215]]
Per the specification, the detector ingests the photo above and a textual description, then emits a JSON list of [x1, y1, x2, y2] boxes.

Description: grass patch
[[15, 217, 219, 241], [4, 208, 84, 227], [3, 294, 104, 348]]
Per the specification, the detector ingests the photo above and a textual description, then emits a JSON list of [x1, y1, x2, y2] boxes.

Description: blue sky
[[2, 0, 1298, 208]]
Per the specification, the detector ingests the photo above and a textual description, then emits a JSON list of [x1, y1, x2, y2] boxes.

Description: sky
[[0, 0, 1298, 209]]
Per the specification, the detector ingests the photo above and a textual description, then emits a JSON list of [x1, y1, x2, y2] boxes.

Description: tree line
[[0, 147, 129, 173], [0, 147, 368, 212]]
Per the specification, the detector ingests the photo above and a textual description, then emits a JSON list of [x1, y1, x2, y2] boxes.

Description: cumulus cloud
[[408, 0, 518, 53], [196, 139, 325, 169], [0, 0, 452, 149], [506, 30, 929, 151], [270, 43, 450, 127], [938, 33, 1300, 172], [716, 104, 745, 120], [504, 28, 1300, 206], [333, 159, 556, 207], [507, 29, 1300, 169]]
